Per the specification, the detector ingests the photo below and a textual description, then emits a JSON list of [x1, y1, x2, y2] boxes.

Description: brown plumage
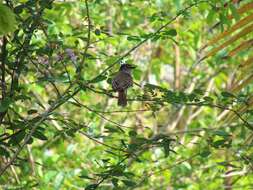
[[112, 64, 135, 107]]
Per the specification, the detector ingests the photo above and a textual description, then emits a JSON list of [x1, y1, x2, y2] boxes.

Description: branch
[[1, 36, 7, 98], [0, 36, 8, 124], [78, 0, 92, 79]]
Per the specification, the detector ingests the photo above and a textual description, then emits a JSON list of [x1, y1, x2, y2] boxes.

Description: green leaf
[[203, 96, 214, 102], [200, 150, 211, 157], [32, 131, 48, 141], [193, 89, 204, 95], [0, 146, 9, 157], [14, 4, 25, 14], [27, 137, 33, 144], [128, 130, 137, 137], [0, 97, 13, 112], [162, 29, 177, 36], [122, 180, 136, 187], [128, 143, 138, 152], [213, 130, 230, 137], [229, 4, 240, 21], [151, 34, 161, 41], [162, 138, 173, 157], [9, 130, 26, 145], [206, 9, 215, 24], [89, 75, 107, 83], [85, 184, 98, 190], [144, 83, 166, 91], [106, 78, 112, 84], [133, 69, 142, 80], [27, 109, 38, 115], [212, 139, 227, 148], [127, 36, 141, 42], [221, 91, 234, 98], [79, 175, 93, 180], [15, 94, 31, 101], [0, 3, 17, 35], [53, 172, 65, 190], [177, 92, 188, 103], [188, 93, 197, 101], [104, 125, 123, 133], [112, 178, 118, 187]]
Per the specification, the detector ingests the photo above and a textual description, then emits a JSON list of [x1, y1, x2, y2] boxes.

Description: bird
[[112, 64, 136, 107]]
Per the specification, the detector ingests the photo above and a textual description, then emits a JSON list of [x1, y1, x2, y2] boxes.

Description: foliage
[[0, 0, 253, 189], [0, 2, 17, 35]]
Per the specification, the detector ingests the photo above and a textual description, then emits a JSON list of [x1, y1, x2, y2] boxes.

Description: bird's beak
[[129, 65, 136, 69]]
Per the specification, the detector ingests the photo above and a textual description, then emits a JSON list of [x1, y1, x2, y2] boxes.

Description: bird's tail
[[118, 91, 127, 107]]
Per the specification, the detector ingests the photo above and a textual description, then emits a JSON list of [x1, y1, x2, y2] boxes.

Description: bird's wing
[[112, 72, 133, 91]]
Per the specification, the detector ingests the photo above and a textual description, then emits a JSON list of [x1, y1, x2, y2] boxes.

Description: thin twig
[[78, 0, 91, 79], [79, 131, 126, 152], [1, 36, 7, 98], [70, 97, 129, 132]]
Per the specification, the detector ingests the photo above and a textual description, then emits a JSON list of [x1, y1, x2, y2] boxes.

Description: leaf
[[188, 93, 197, 101], [89, 75, 107, 83], [104, 125, 122, 133], [15, 94, 31, 101], [79, 175, 93, 180], [162, 29, 177, 36], [53, 172, 65, 190], [127, 36, 141, 42], [0, 3, 17, 35], [0, 97, 13, 112], [128, 143, 139, 152], [202, 13, 253, 50], [105, 148, 120, 155], [226, 39, 253, 58], [14, 4, 25, 14], [106, 77, 112, 84], [144, 83, 166, 91], [193, 89, 204, 95], [221, 91, 235, 98], [122, 180, 136, 187], [203, 23, 253, 60], [9, 130, 26, 145], [200, 150, 211, 157], [229, 4, 240, 21], [27, 109, 38, 115], [133, 69, 142, 80], [212, 139, 227, 148], [128, 130, 137, 137], [213, 130, 230, 137], [27, 137, 33, 144], [85, 184, 98, 190], [66, 128, 77, 137], [32, 131, 48, 141], [206, 9, 215, 24], [203, 96, 214, 102], [111, 165, 124, 176], [151, 35, 161, 41], [0, 146, 9, 157], [162, 138, 173, 157], [111, 178, 118, 187], [177, 92, 188, 103]]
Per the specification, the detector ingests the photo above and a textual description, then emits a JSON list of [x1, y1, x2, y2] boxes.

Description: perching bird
[[112, 64, 136, 107]]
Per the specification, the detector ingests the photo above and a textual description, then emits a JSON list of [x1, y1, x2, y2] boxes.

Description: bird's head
[[119, 64, 136, 73]]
